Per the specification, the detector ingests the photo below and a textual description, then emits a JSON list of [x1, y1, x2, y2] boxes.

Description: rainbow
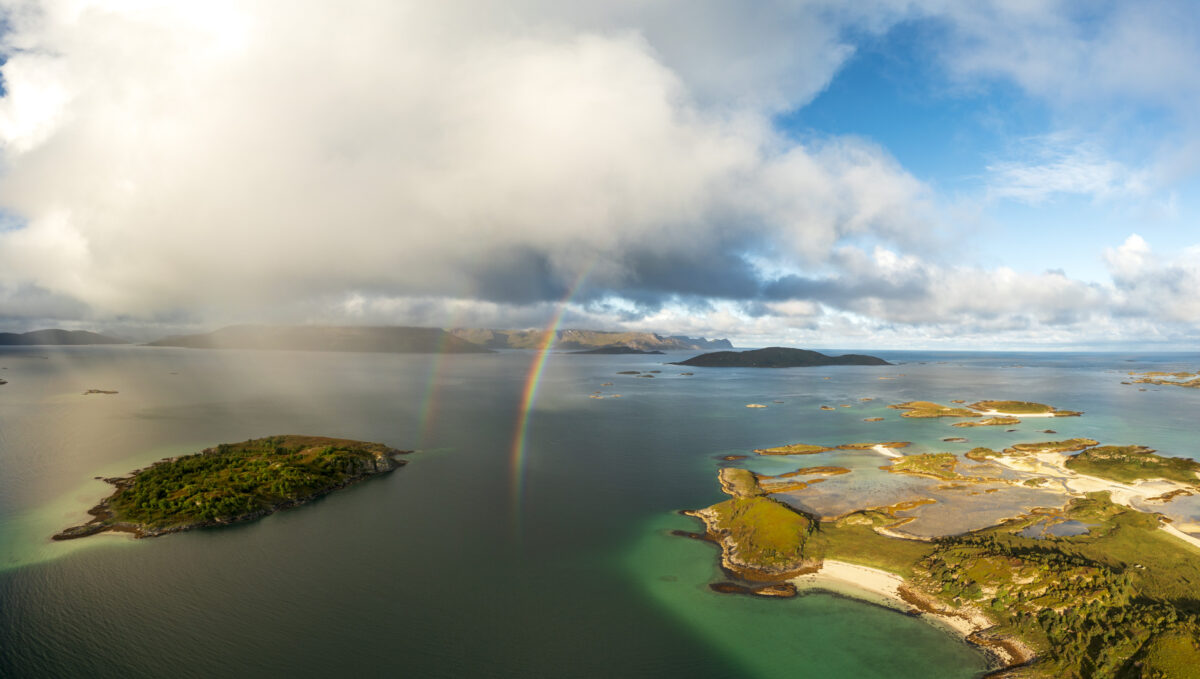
[[415, 329, 451, 449], [509, 268, 592, 520]]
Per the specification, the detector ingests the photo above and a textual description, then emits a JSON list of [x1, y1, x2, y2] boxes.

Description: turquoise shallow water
[[1, 346, 1197, 677]]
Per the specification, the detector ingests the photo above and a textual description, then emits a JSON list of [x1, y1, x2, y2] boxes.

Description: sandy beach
[[972, 409, 1061, 418], [790, 560, 1030, 667], [792, 561, 998, 643], [872, 444, 903, 458], [790, 561, 988, 636]]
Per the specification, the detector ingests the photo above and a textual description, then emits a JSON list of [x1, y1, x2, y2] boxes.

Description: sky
[[0, 0, 1198, 349]]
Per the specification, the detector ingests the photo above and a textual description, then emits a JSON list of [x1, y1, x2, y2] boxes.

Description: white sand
[[790, 561, 992, 638], [990, 449, 1200, 548], [791, 560, 905, 601], [872, 444, 902, 458], [972, 409, 1062, 418]]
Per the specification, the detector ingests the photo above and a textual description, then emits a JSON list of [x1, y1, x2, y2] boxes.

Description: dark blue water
[[0, 346, 1196, 677]]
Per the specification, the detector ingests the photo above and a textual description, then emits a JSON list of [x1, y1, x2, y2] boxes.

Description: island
[[53, 435, 409, 540], [686, 428, 1200, 675], [1127, 370, 1200, 389], [570, 346, 665, 355], [890, 399, 1081, 420], [672, 347, 890, 368]]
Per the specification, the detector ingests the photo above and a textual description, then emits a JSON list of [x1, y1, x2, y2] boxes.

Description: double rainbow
[[509, 268, 592, 522]]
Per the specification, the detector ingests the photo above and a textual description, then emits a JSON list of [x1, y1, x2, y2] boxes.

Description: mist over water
[[1, 346, 1196, 677]]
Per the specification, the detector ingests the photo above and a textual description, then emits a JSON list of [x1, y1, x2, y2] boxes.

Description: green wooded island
[[53, 435, 409, 540], [672, 347, 890, 368]]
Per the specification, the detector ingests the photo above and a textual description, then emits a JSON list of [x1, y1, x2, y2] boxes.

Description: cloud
[[0, 1, 1196, 350], [0, 0, 932, 321], [986, 134, 1148, 204], [931, 0, 1200, 114], [1105, 234, 1200, 322]]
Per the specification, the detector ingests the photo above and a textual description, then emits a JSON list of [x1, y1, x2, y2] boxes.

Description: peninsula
[[672, 347, 890, 368], [688, 427, 1200, 675], [53, 435, 409, 540]]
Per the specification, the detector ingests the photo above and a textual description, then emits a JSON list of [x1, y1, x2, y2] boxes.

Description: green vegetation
[[765, 466, 852, 478], [837, 441, 910, 450], [954, 416, 1021, 428], [718, 467, 763, 497], [753, 443, 829, 455], [903, 495, 1200, 677], [887, 453, 962, 481], [971, 400, 1055, 414], [692, 455, 1200, 677], [703, 496, 815, 576], [888, 401, 981, 418], [1064, 446, 1200, 486], [1129, 371, 1200, 390], [1006, 438, 1099, 455], [965, 400, 1083, 416], [1132, 632, 1200, 677], [964, 447, 1001, 461], [58, 435, 404, 538], [806, 511, 935, 578]]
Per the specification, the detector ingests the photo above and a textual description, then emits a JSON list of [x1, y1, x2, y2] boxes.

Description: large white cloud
[[0, 0, 1197, 349], [0, 0, 931, 319]]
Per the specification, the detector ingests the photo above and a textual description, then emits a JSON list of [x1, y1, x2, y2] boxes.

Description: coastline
[[790, 560, 1034, 668], [53, 442, 409, 541], [871, 444, 902, 458]]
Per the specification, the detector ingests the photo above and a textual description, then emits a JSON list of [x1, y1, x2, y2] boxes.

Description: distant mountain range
[[673, 347, 890, 368], [5, 325, 733, 355], [146, 325, 492, 354], [0, 329, 127, 346], [448, 328, 731, 351]]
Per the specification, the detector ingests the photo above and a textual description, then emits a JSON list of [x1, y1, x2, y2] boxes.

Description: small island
[[1127, 370, 1200, 389], [53, 435, 409, 540], [672, 347, 890, 368], [890, 399, 1081, 420]]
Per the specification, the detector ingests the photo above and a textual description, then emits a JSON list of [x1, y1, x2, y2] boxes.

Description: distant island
[[147, 325, 492, 354], [53, 435, 409, 540], [1127, 370, 1200, 389], [0, 329, 126, 346], [673, 347, 890, 368], [449, 328, 730, 351], [571, 346, 664, 355]]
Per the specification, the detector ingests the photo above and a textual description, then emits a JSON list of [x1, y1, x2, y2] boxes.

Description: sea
[[1, 345, 1197, 678]]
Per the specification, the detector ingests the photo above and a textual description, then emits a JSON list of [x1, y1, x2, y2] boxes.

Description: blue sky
[[781, 15, 1188, 283], [0, 1, 1197, 348]]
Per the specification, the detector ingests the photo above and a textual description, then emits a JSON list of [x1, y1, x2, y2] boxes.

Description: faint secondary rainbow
[[509, 267, 593, 517], [416, 308, 468, 449]]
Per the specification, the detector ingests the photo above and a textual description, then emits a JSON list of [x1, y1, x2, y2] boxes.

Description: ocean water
[[1, 346, 1197, 678]]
